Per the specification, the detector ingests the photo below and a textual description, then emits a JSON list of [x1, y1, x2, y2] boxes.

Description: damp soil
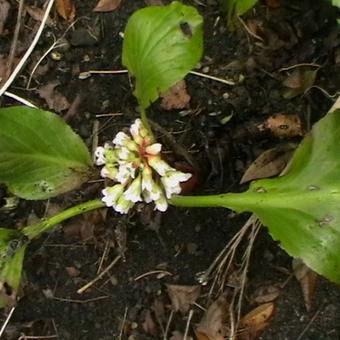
[[1, 0, 340, 339]]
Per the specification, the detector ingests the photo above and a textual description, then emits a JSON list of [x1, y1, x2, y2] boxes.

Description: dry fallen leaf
[[166, 284, 200, 314], [292, 258, 318, 312], [258, 113, 303, 138], [250, 285, 281, 305], [0, 0, 10, 35], [142, 310, 158, 336], [265, 0, 281, 8], [93, 0, 122, 12], [37, 81, 70, 112], [160, 80, 191, 110], [240, 144, 295, 184], [25, 6, 55, 26], [56, 0, 76, 21], [282, 68, 318, 98], [238, 303, 275, 340], [195, 295, 229, 340]]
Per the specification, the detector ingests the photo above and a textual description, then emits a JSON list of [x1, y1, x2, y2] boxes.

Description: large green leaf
[[171, 109, 340, 283], [122, 1, 203, 109], [0, 106, 92, 199]]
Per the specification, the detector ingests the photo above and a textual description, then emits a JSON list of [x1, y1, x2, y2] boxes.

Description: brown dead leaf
[[166, 284, 200, 314], [258, 113, 303, 138], [250, 285, 281, 305], [142, 310, 158, 336], [25, 6, 55, 26], [265, 0, 281, 8], [240, 144, 295, 184], [282, 68, 318, 98], [65, 266, 80, 277], [160, 80, 191, 110], [195, 295, 229, 340], [56, 0, 76, 21], [37, 81, 70, 112], [93, 0, 122, 12], [238, 303, 275, 340], [0, 0, 10, 35], [292, 258, 318, 312]]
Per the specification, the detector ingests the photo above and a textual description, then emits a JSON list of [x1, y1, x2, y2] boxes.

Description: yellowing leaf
[[239, 303, 275, 340], [56, 0, 76, 21]]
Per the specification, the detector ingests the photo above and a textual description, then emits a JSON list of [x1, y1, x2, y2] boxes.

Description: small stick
[[163, 310, 174, 340], [78, 68, 236, 86], [0, 306, 15, 338], [183, 309, 194, 340], [0, 0, 55, 96], [238, 15, 264, 42], [134, 270, 172, 281], [6, 0, 25, 78], [95, 113, 123, 118], [97, 240, 110, 274], [278, 63, 321, 72], [52, 295, 109, 304], [296, 307, 322, 340], [18, 335, 58, 340], [3, 91, 37, 107], [91, 119, 100, 164], [118, 307, 128, 340], [77, 255, 121, 294], [189, 70, 235, 85]]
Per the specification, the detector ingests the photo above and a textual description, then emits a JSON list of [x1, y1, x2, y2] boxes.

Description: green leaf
[[0, 106, 92, 200], [122, 1, 203, 109], [229, 109, 340, 283], [171, 109, 340, 283], [225, 0, 258, 28], [332, 0, 340, 8]]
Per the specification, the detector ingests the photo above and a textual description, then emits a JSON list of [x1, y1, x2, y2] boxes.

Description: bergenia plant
[[94, 118, 191, 214], [1, 1, 340, 310]]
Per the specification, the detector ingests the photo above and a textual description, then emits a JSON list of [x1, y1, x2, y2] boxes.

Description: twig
[[51, 295, 109, 304], [163, 310, 174, 340], [0, 0, 55, 97], [183, 309, 194, 340], [278, 63, 321, 72], [6, 0, 25, 78], [18, 335, 58, 340], [189, 70, 235, 86], [296, 307, 322, 340], [237, 15, 264, 42], [77, 255, 121, 294], [0, 306, 15, 338], [118, 307, 128, 340], [134, 270, 172, 281], [3, 91, 36, 107], [78, 68, 236, 86], [97, 240, 110, 274]]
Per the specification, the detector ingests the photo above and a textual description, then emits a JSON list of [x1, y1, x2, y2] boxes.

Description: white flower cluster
[[95, 119, 192, 214]]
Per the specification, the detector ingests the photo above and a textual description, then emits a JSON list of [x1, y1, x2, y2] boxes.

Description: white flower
[[148, 156, 173, 176], [102, 184, 124, 207], [154, 193, 168, 212], [96, 118, 192, 214], [161, 170, 192, 198], [145, 143, 162, 155], [113, 131, 130, 146], [141, 166, 153, 192], [95, 147, 106, 165], [100, 164, 118, 180], [116, 163, 136, 184], [115, 196, 134, 214], [123, 176, 142, 203]]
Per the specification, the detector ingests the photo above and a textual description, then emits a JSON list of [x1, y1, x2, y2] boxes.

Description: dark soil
[[1, 0, 340, 339]]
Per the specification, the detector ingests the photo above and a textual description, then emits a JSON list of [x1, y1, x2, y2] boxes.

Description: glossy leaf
[[0, 106, 92, 199], [230, 109, 340, 283], [171, 109, 340, 283], [122, 1, 203, 109]]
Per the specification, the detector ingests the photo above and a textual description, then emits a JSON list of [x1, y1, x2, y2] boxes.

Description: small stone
[[71, 29, 99, 47]]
